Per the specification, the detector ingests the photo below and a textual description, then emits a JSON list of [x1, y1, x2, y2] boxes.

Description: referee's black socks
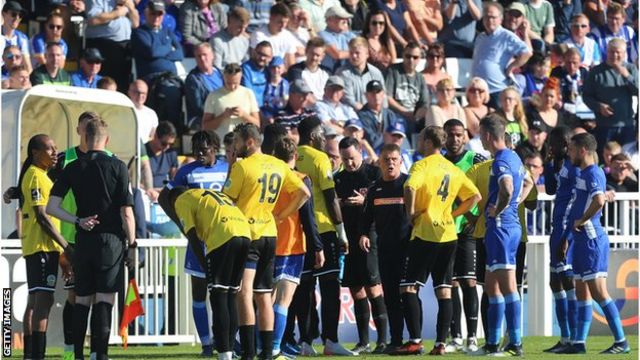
[[30, 331, 46, 360], [353, 298, 370, 345], [73, 303, 91, 359], [450, 287, 462, 339], [436, 298, 453, 344], [63, 300, 74, 346], [93, 302, 114, 360], [239, 325, 256, 360], [22, 334, 32, 360], [370, 295, 388, 345]]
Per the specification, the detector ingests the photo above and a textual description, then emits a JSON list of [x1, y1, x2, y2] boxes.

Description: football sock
[[210, 291, 231, 353], [487, 295, 505, 346], [239, 325, 256, 359], [30, 331, 45, 360], [553, 290, 570, 340], [353, 297, 370, 345], [370, 295, 388, 345], [63, 300, 73, 346], [566, 288, 578, 341], [319, 279, 340, 342], [450, 287, 462, 339], [462, 285, 479, 338], [599, 298, 625, 342], [93, 302, 113, 359], [272, 304, 288, 353], [193, 301, 212, 346], [73, 303, 90, 360], [504, 292, 522, 345], [401, 292, 421, 340], [436, 298, 453, 343], [575, 300, 592, 343]]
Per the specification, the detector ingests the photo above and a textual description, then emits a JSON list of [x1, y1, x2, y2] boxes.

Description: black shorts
[[25, 251, 59, 293], [516, 241, 526, 287], [312, 231, 341, 277], [207, 237, 250, 292], [74, 232, 125, 297], [453, 235, 477, 280], [62, 244, 75, 290], [400, 239, 457, 289], [342, 236, 380, 288], [475, 238, 486, 285], [245, 236, 276, 292]]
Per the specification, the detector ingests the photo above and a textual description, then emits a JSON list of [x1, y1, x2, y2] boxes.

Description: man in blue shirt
[[241, 41, 272, 107], [558, 133, 630, 355], [71, 48, 104, 88], [473, 114, 533, 356], [185, 42, 224, 123]]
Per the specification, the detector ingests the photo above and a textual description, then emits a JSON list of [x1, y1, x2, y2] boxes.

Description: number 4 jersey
[[224, 152, 306, 241], [404, 154, 480, 243]]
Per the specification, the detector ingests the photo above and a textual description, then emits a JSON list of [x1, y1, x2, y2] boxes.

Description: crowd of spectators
[[1, 0, 639, 196]]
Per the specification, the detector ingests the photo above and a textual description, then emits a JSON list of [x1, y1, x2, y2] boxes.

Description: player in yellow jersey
[[160, 186, 251, 360], [295, 116, 355, 356], [393, 126, 481, 356], [12, 135, 72, 360], [223, 123, 310, 360]]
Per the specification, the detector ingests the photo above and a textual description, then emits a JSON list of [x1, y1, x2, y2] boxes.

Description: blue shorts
[[185, 242, 207, 278], [549, 225, 574, 276], [571, 233, 609, 282], [274, 254, 305, 284], [484, 221, 521, 272]]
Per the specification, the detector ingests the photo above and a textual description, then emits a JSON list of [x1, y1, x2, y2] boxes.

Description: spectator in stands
[[1, 45, 23, 81], [358, 80, 403, 151], [463, 77, 494, 138], [583, 38, 638, 153], [319, 5, 356, 72], [287, 2, 313, 51], [551, 0, 582, 43], [550, 48, 589, 113], [341, 0, 368, 32], [138, 0, 182, 41], [31, 11, 68, 66], [70, 48, 104, 88], [97, 76, 118, 90], [325, 135, 343, 172], [563, 14, 601, 67], [606, 153, 638, 192], [362, 10, 396, 72], [373, 0, 419, 50], [344, 119, 378, 163], [185, 42, 224, 123], [523, 151, 545, 192], [514, 52, 550, 102], [179, 0, 227, 56], [622, 133, 639, 171], [314, 76, 358, 134], [527, 79, 579, 131], [385, 42, 429, 131], [496, 86, 528, 147], [202, 63, 260, 139], [1, 1, 31, 73], [502, 2, 534, 51], [262, 56, 290, 120], [211, 6, 250, 69], [602, 140, 622, 173], [241, 41, 272, 107], [299, 0, 340, 32], [589, 2, 637, 63], [424, 78, 466, 129], [132, 1, 183, 81], [516, 119, 549, 161], [405, 0, 442, 45], [85, 0, 139, 92], [336, 37, 386, 111], [421, 43, 449, 101], [145, 121, 179, 189], [287, 37, 330, 99], [525, 0, 555, 45], [250, 3, 300, 68], [30, 43, 70, 86], [472, 2, 532, 108], [583, 0, 610, 27], [7, 64, 31, 89], [128, 79, 159, 143], [439, 0, 482, 58], [274, 79, 317, 141]]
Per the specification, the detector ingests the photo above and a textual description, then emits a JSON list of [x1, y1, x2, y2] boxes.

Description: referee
[[47, 118, 136, 360]]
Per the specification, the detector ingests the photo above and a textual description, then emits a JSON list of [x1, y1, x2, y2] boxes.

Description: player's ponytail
[[16, 135, 48, 208]]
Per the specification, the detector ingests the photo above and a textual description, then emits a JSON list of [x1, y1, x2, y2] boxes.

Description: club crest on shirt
[[31, 188, 42, 202]]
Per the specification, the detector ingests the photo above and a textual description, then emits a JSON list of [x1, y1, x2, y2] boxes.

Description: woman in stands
[[496, 86, 529, 148], [526, 78, 579, 131], [180, 0, 227, 56], [464, 77, 494, 138], [421, 43, 449, 102], [424, 78, 466, 128], [362, 9, 396, 71], [31, 11, 68, 66]]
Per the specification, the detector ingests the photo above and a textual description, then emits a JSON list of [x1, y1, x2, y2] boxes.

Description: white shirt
[[135, 105, 159, 143], [302, 67, 329, 99], [249, 25, 298, 57]]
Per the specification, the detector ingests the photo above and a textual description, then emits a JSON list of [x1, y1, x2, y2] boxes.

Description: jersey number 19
[[258, 173, 283, 203]]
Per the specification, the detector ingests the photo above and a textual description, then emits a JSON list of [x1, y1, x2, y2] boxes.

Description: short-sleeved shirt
[[372, 0, 407, 37], [318, 30, 356, 71], [525, 0, 555, 36], [250, 25, 298, 57], [145, 143, 179, 188], [85, 0, 133, 41], [224, 152, 305, 240], [203, 86, 260, 140], [20, 165, 63, 256], [439, 0, 482, 44], [314, 99, 359, 125], [467, 160, 492, 238], [30, 66, 71, 86], [589, 25, 637, 63], [175, 189, 250, 253], [487, 148, 526, 225], [31, 33, 68, 58], [168, 157, 228, 191], [567, 164, 606, 241], [518, 174, 538, 243], [211, 29, 249, 69], [0, 29, 30, 67], [385, 63, 429, 110], [70, 71, 103, 88], [563, 36, 601, 67], [274, 171, 308, 256], [296, 145, 336, 234], [551, 158, 579, 225], [298, 0, 340, 32], [404, 153, 480, 243], [241, 60, 268, 106]]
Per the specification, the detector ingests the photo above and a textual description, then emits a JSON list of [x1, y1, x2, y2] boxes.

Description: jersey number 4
[[258, 173, 282, 203], [437, 174, 450, 202]]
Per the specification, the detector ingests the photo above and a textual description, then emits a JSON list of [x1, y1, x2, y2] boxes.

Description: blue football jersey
[[553, 158, 580, 227], [567, 164, 606, 240], [168, 156, 229, 191], [487, 149, 526, 225]]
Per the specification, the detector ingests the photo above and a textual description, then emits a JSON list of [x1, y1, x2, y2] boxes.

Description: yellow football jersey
[[20, 165, 62, 256], [518, 173, 538, 243], [467, 160, 492, 239], [175, 189, 251, 253], [405, 154, 480, 243], [295, 145, 336, 234], [224, 153, 305, 240]]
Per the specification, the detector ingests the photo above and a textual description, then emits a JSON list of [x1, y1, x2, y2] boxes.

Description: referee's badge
[[31, 188, 42, 201], [46, 274, 56, 287]]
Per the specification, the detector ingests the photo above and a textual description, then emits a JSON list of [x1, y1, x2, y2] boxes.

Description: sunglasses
[[48, 24, 63, 30], [7, 11, 22, 18], [371, 21, 386, 26], [6, 53, 22, 60]]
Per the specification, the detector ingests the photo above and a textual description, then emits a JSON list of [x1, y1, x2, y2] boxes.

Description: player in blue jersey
[[542, 127, 579, 353], [558, 133, 630, 355], [158, 130, 229, 357], [473, 115, 533, 356]]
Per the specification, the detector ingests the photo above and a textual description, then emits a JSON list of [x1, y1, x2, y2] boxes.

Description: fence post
[[526, 239, 553, 336]]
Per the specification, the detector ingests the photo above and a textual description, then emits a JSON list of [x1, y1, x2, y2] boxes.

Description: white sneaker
[[218, 351, 233, 360], [323, 340, 358, 356], [300, 342, 317, 356], [445, 337, 464, 353], [465, 337, 479, 353]]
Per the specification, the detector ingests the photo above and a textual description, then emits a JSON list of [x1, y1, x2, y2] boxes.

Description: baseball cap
[[325, 76, 345, 89], [290, 79, 313, 94], [82, 48, 104, 63], [386, 121, 406, 137], [323, 124, 338, 138], [366, 80, 384, 93], [147, 0, 166, 12], [269, 56, 284, 67], [528, 118, 550, 133], [325, 5, 353, 19], [345, 119, 364, 130], [2, 1, 25, 15], [506, 2, 526, 16]]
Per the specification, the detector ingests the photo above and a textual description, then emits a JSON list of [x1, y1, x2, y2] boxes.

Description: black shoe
[[543, 341, 569, 353], [500, 343, 523, 357], [600, 340, 631, 354], [372, 343, 387, 354], [351, 343, 371, 354]]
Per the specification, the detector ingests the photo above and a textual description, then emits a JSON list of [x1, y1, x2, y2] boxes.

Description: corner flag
[[119, 278, 145, 348]]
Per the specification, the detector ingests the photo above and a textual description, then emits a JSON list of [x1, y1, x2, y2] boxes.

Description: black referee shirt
[[334, 163, 380, 243], [51, 150, 134, 235]]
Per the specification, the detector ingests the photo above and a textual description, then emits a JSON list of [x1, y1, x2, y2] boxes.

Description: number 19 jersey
[[224, 152, 306, 240], [405, 154, 480, 243]]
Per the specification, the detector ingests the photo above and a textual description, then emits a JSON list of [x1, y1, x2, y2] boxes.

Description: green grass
[[9, 336, 638, 359]]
